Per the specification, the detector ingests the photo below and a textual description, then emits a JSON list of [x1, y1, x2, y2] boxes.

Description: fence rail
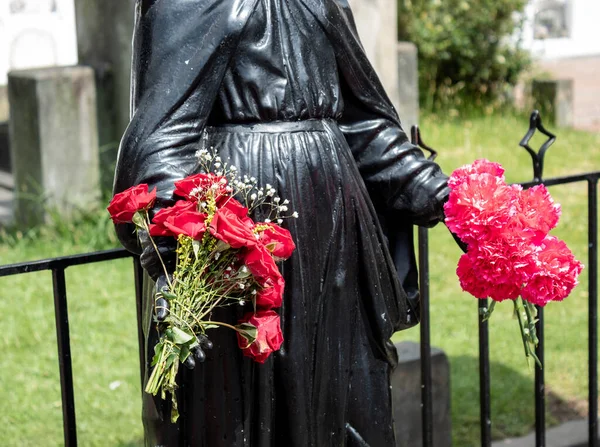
[[0, 112, 597, 447]]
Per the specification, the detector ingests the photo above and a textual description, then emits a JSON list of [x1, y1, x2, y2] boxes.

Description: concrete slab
[[492, 418, 598, 447]]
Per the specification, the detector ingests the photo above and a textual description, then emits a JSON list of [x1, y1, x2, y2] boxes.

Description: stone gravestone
[[0, 0, 79, 191], [74, 0, 136, 192], [532, 79, 574, 128], [349, 0, 400, 108], [8, 66, 99, 226], [391, 341, 452, 447], [396, 42, 419, 132]]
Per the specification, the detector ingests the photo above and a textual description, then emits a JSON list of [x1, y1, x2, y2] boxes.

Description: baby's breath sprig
[[195, 147, 299, 223]]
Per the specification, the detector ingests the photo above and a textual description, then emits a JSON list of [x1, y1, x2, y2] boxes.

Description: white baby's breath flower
[[214, 252, 221, 260], [250, 176, 256, 182], [258, 190, 264, 197], [239, 300, 246, 306], [238, 283, 246, 290], [264, 218, 271, 223], [241, 266, 248, 273], [292, 211, 299, 218], [250, 193, 257, 200], [266, 183, 272, 189], [251, 289, 257, 295], [277, 218, 283, 224], [214, 162, 221, 168], [283, 199, 289, 205], [274, 197, 280, 203]]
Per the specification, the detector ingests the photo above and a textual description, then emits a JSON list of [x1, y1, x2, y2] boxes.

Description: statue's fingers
[[191, 345, 207, 363], [155, 297, 169, 321], [183, 354, 196, 370], [198, 334, 213, 351], [155, 274, 171, 293]]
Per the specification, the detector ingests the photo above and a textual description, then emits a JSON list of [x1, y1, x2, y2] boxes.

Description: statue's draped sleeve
[[112, 0, 256, 252], [328, 0, 450, 227]]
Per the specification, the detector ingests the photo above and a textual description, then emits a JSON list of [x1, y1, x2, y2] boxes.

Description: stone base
[[392, 341, 452, 447]]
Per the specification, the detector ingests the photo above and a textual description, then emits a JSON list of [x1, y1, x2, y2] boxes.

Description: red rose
[[237, 310, 283, 363], [256, 275, 285, 309], [209, 207, 257, 249], [162, 210, 207, 240], [258, 223, 295, 260], [107, 184, 156, 224], [221, 198, 249, 219], [149, 200, 197, 237], [244, 245, 280, 281], [174, 173, 228, 202]]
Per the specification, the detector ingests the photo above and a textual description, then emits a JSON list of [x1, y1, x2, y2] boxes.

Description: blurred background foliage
[[398, 0, 532, 112]]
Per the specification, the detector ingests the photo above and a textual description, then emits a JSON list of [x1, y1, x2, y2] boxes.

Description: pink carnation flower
[[521, 236, 584, 306], [447, 159, 505, 189], [444, 173, 521, 243], [456, 253, 493, 299], [514, 185, 561, 243]]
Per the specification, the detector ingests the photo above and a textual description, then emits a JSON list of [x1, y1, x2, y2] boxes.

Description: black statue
[[113, 0, 450, 445]]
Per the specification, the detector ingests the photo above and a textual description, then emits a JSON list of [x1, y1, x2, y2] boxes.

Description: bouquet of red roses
[[445, 159, 583, 368], [107, 150, 297, 421]]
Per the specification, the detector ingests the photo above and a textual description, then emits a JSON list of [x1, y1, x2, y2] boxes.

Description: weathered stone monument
[[74, 0, 136, 191], [8, 66, 99, 226], [532, 79, 574, 128], [396, 42, 419, 132], [349, 0, 400, 108], [392, 341, 452, 447]]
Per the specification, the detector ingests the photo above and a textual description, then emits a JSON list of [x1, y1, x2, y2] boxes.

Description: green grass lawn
[[0, 111, 598, 446]]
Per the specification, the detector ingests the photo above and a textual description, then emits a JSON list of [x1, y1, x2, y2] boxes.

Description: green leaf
[[158, 289, 178, 301], [132, 211, 146, 228], [179, 345, 191, 363], [235, 322, 258, 347], [168, 327, 194, 345]]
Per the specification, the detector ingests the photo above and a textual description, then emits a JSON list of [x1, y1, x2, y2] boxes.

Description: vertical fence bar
[[133, 257, 146, 391], [534, 307, 545, 447], [51, 267, 77, 447], [589, 178, 598, 447], [418, 226, 433, 447], [479, 299, 491, 447]]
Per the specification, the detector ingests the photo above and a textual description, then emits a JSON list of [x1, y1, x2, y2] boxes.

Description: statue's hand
[[449, 230, 468, 254], [154, 274, 213, 369], [138, 228, 177, 281]]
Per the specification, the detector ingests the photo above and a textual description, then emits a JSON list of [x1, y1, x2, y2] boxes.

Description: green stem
[[142, 214, 173, 289], [199, 320, 240, 332], [514, 299, 531, 362], [482, 300, 497, 322]]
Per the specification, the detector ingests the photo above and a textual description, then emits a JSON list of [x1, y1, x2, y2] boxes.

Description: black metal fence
[[0, 249, 142, 446], [0, 112, 597, 447]]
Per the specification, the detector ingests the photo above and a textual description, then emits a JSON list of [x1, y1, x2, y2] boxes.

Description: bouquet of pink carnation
[[445, 159, 583, 368], [107, 150, 297, 421]]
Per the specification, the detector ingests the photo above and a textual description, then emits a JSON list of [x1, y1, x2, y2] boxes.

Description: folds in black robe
[[113, 0, 449, 445]]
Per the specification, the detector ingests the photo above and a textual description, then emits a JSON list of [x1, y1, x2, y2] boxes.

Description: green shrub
[[398, 0, 531, 111]]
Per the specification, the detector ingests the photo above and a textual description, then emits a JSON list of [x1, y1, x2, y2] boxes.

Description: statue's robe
[[113, 0, 449, 445]]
